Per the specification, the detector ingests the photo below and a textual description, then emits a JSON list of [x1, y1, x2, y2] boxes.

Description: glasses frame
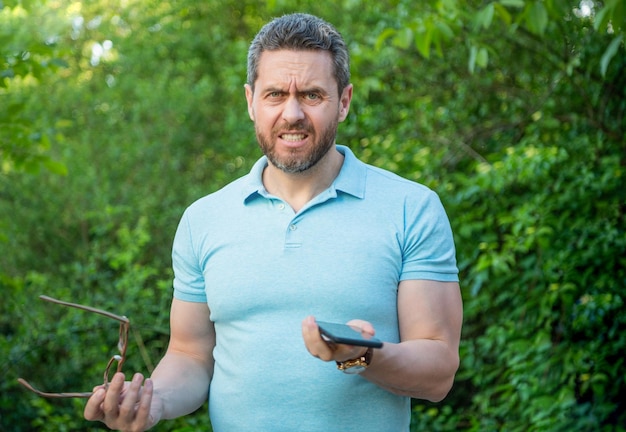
[[17, 295, 130, 399]]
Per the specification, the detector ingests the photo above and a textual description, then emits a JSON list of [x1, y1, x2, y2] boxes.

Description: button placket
[[284, 216, 302, 248]]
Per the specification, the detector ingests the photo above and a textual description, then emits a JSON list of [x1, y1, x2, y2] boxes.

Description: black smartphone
[[317, 321, 383, 348]]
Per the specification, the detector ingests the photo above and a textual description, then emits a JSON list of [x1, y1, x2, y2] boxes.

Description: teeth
[[282, 133, 306, 141]]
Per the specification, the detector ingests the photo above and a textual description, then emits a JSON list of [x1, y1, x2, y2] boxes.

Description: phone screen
[[317, 321, 383, 348]]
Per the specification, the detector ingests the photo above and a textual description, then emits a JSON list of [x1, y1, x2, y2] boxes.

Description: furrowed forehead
[[254, 50, 336, 89]]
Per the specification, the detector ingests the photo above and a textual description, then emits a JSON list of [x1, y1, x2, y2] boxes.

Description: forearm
[[150, 351, 213, 419], [363, 339, 459, 402]]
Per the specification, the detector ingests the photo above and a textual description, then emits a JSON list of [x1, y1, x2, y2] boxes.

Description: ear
[[244, 83, 255, 121], [338, 84, 353, 122]]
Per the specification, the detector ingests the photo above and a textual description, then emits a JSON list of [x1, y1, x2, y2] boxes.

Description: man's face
[[245, 49, 352, 174]]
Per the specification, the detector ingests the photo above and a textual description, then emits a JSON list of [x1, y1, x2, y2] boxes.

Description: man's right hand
[[84, 372, 162, 432]]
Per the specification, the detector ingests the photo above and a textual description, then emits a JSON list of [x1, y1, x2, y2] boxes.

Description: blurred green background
[[1, 0, 624, 430]]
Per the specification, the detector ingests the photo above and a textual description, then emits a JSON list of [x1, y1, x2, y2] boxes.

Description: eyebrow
[[261, 85, 328, 96]]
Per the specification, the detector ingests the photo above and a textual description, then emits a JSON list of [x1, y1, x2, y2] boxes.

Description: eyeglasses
[[17, 295, 130, 398]]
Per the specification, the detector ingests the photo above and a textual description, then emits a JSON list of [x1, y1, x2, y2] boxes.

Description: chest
[[198, 196, 404, 326]]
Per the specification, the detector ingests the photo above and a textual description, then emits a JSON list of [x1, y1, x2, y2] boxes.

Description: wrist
[[336, 347, 373, 374]]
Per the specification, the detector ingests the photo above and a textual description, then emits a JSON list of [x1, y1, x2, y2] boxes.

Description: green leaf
[[500, 0, 526, 7], [476, 47, 489, 68], [374, 28, 396, 51], [468, 44, 489, 72], [474, 3, 495, 30], [393, 27, 413, 50], [593, 0, 625, 33], [42, 159, 68, 176], [494, 3, 513, 25], [469, 44, 478, 74], [434, 20, 454, 41], [433, 21, 454, 57], [49, 58, 69, 68], [593, 2, 613, 32], [526, 1, 548, 35], [600, 34, 624, 77], [415, 26, 432, 59]]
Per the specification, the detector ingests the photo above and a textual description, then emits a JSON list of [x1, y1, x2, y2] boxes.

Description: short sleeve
[[172, 210, 208, 303], [400, 190, 459, 282]]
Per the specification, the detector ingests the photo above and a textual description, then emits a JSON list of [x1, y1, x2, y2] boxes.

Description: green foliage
[[0, 2, 68, 175], [1, 0, 624, 431], [449, 133, 625, 430], [375, 0, 625, 76]]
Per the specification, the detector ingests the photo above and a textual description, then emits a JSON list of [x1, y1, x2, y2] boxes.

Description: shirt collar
[[241, 145, 366, 203]]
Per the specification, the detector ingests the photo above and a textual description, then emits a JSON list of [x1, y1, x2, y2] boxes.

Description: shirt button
[[289, 224, 297, 231], [278, 203, 285, 210]]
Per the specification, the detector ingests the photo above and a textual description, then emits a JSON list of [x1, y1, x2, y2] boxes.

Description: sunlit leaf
[[393, 27, 413, 50], [374, 27, 396, 51], [42, 159, 68, 176], [415, 26, 432, 59], [476, 46, 489, 68]]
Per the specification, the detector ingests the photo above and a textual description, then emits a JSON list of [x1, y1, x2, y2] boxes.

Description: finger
[[302, 316, 336, 361], [137, 378, 157, 429], [84, 388, 106, 421], [302, 316, 324, 348], [118, 373, 145, 423], [346, 319, 376, 337], [301, 316, 318, 342], [91, 383, 106, 393], [102, 372, 125, 418]]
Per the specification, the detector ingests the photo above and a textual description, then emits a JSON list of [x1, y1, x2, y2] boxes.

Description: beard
[[255, 119, 338, 174]]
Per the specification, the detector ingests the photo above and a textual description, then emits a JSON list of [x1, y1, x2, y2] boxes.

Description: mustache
[[275, 122, 312, 132]]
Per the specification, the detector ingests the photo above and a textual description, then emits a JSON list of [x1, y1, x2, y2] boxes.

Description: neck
[[263, 147, 344, 212]]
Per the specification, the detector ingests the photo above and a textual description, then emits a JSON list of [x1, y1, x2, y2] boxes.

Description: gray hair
[[246, 13, 350, 95]]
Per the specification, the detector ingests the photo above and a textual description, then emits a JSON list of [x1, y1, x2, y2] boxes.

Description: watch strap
[[336, 347, 373, 374]]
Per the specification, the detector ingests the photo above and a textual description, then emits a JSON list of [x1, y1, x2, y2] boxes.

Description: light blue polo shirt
[[172, 145, 458, 432]]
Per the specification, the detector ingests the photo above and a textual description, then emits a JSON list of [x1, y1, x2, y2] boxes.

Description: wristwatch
[[336, 348, 373, 374]]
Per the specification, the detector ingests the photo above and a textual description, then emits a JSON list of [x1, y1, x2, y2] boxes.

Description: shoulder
[[183, 175, 250, 219], [361, 162, 442, 213], [338, 145, 437, 204], [366, 163, 433, 193]]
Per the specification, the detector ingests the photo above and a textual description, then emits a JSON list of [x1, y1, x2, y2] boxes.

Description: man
[[84, 13, 462, 432]]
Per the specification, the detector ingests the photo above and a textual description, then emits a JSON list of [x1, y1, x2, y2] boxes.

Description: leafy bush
[[1, 1, 624, 431]]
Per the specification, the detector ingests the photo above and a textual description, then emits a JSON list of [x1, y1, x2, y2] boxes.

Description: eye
[[304, 92, 320, 100]]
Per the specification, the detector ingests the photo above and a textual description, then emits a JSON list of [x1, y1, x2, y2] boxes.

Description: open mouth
[[280, 133, 308, 142]]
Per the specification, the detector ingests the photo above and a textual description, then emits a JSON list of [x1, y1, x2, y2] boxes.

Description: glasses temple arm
[[39, 295, 129, 323], [17, 378, 93, 399]]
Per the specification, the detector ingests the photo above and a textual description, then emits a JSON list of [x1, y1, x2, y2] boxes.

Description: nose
[[282, 95, 305, 124]]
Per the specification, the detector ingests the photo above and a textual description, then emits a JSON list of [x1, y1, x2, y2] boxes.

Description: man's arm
[[84, 299, 215, 430], [362, 279, 462, 401], [302, 279, 462, 402], [151, 298, 215, 418]]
